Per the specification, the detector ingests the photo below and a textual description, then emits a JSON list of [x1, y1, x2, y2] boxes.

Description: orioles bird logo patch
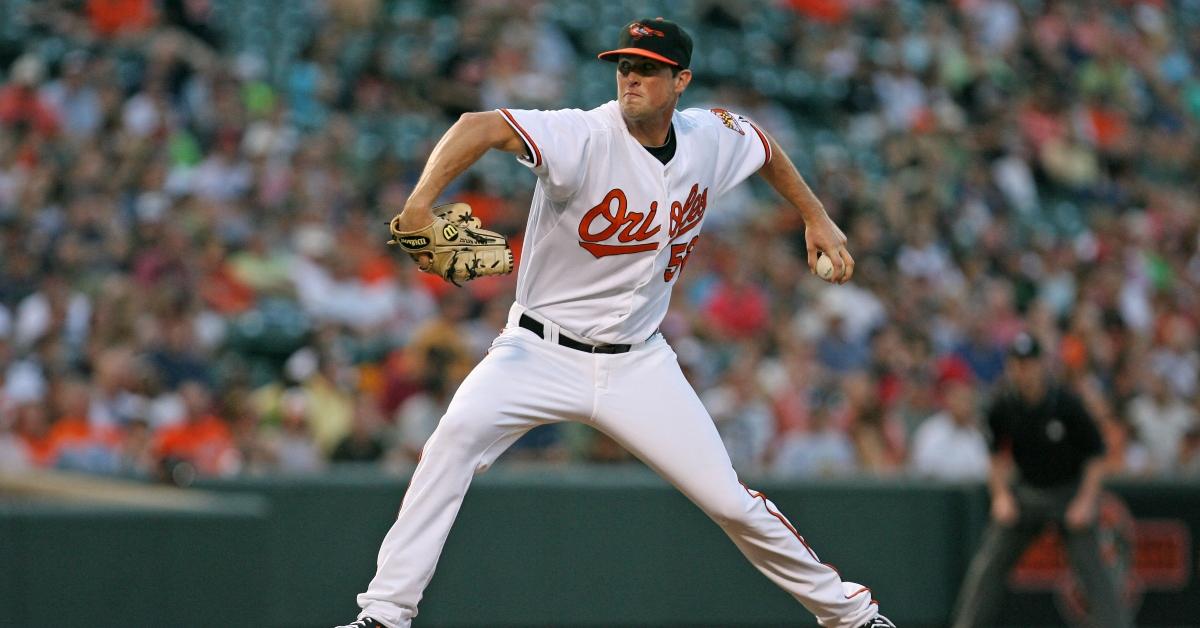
[[709, 108, 746, 135], [628, 23, 665, 39]]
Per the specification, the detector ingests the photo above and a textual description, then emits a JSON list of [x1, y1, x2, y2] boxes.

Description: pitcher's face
[[615, 55, 690, 121]]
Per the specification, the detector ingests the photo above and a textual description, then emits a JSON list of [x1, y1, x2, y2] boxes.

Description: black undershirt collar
[[642, 123, 676, 165]]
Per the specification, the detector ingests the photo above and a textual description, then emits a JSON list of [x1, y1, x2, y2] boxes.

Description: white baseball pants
[[357, 306, 879, 628]]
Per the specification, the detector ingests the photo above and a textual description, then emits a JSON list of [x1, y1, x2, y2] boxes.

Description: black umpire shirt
[[986, 383, 1105, 488]]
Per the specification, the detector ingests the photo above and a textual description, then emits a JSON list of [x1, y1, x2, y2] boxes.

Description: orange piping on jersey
[[742, 483, 820, 562], [499, 108, 542, 168], [741, 484, 879, 606], [845, 586, 871, 599], [748, 121, 772, 166]]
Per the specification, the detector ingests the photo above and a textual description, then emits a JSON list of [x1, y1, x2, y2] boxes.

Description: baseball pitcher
[[340, 18, 894, 628]]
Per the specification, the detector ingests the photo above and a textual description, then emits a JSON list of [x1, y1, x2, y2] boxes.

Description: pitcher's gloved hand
[[388, 202, 513, 286]]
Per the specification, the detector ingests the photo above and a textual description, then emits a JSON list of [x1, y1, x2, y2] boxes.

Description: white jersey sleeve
[[497, 108, 593, 202], [699, 108, 773, 197]]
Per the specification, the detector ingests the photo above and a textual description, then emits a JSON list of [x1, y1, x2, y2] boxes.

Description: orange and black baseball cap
[[597, 17, 693, 69]]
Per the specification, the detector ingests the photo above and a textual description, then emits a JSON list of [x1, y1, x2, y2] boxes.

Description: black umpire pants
[[951, 483, 1131, 628]]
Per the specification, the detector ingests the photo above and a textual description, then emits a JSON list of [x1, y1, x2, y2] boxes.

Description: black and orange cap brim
[[597, 49, 680, 66]]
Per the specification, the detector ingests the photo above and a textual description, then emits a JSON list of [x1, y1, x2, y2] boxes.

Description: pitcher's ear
[[675, 69, 692, 94]]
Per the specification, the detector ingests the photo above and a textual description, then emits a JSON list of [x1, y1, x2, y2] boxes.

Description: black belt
[[518, 314, 631, 354]]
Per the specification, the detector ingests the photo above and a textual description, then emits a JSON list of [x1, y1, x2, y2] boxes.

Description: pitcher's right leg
[[355, 329, 590, 627], [590, 337, 880, 628]]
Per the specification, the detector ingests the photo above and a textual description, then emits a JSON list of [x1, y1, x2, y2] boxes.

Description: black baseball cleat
[[858, 614, 897, 628], [333, 618, 385, 628]]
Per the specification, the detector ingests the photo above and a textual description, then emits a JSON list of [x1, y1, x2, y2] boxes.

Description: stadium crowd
[[0, 0, 1198, 483]]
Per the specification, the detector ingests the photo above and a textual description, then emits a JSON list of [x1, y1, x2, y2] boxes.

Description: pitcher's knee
[[422, 411, 493, 464], [703, 491, 756, 528]]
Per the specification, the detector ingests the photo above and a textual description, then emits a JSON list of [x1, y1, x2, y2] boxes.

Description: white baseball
[[816, 253, 834, 280]]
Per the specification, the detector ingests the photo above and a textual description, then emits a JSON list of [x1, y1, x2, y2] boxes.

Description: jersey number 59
[[664, 236, 700, 282]]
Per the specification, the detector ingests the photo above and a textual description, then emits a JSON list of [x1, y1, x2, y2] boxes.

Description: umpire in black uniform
[[951, 333, 1130, 628]]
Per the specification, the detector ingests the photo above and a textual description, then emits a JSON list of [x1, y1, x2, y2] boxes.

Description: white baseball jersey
[[356, 99, 885, 628], [497, 101, 772, 344]]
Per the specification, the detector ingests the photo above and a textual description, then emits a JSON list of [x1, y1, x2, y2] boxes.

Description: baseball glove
[[388, 202, 513, 285]]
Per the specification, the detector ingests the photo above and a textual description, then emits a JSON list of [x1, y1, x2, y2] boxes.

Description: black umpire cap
[[597, 17, 693, 69]]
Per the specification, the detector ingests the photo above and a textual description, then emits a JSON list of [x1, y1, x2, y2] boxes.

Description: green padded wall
[[4, 469, 1198, 627]]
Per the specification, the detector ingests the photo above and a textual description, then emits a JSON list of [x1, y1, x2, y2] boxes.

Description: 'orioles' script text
[[577, 184, 708, 259]]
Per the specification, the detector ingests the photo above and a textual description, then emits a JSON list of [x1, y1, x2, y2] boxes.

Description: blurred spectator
[[289, 224, 403, 332], [909, 368, 989, 480], [39, 51, 101, 141], [0, 55, 58, 136], [46, 377, 122, 473], [86, 0, 157, 37], [0, 0, 1195, 479], [463, 297, 512, 359], [405, 292, 478, 385], [1179, 425, 1200, 477], [14, 271, 90, 355], [153, 379, 238, 477], [260, 388, 325, 473], [197, 238, 255, 315], [815, 311, 871, 374], [771, 392, 857, 478], [223, 389, 274, 475], [954, 316, 1007, 386], [838, 371, 906, 475], [703, 357, 775, 474], [10, 399, 53, 467], [0, 406, 32, 471], [118, 418, 156, 477], [758, 338, 821, 436], [253, 345, 355, 455], [227, 233, 294, 296], [393, 370, 456, 464], [88, 345, 145, 428], [192, 130, 252, 202], [1149, 315, 1199, 399], [332, 397, 386, 464], [148, 314, 212, 390], [506, 423, 568, 463], [897, 220, 955, 285], [1102, 416, 1153, 478], [702, 262, 771, 341], [1127, 367, 1198, 473]]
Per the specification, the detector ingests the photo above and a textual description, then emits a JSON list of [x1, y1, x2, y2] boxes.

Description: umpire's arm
[[393, 112, 526, 231], [1065, 390, 1109, 529]]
